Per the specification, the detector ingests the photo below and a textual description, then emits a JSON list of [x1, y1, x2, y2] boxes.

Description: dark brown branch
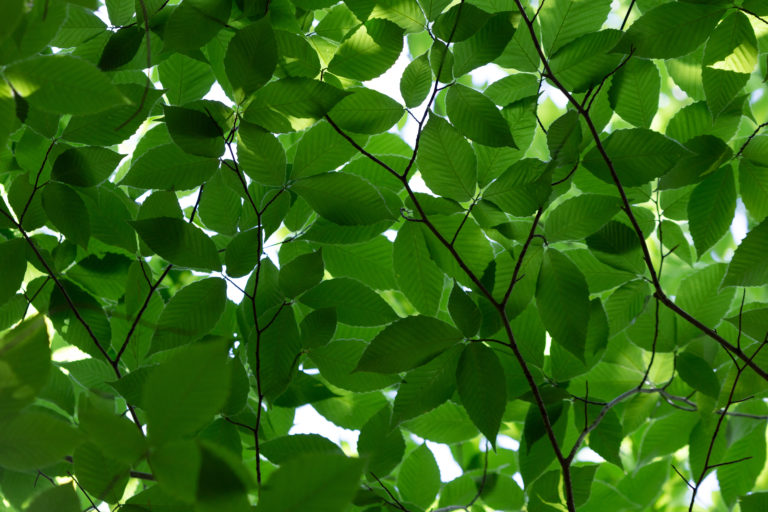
[[735, 121, 768, 158], [20, 139, 56, 224], [501, 208, 543, 306], [370, 473, 410, 512], [513, 0, 768, 384]]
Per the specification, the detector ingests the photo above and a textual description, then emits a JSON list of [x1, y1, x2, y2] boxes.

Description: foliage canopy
[[1, 0, 768, 511]]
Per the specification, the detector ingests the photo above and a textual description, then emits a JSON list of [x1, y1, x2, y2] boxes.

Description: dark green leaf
[[446, 84, 515, 147], [279, 251, 324, 297], [255, 453, 364, 512], [400, 53, 433, 108], [121, 144, 218, 190], [723, 217, 768, 287], [677, 352, 720, 397], [536, 249, 590, 361], [544, 194, 621, 242], [397, 445, 441, 508], [328, 88, 404, 134], [608, 58, 660, 128], [582, 128, 688, 186], [51, 147, 123, 188], [356, 315, 463, 373], [417, 114, 478, 202], [328, 19, 403, 81], [130, 217, 221, 271], [163, 105, 225, 158], [292, 172, 393, 225], [225, 19, 277, 102], [616, 3, 725, 59], [687, 165, 736, 258], [300, 278, 397, 326], [456, 343, 506, 445], [150, 278, 227, 354], [0, 239, 26, 309], [6, 55, 126, 114], [448, 282, 481, 337], [144, 340, 230, 444], [0, 410, 81, 470]]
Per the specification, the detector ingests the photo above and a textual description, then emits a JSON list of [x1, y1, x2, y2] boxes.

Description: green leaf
[[310, 338, 399, 392], [400, 53, 433, 108], [163, 105, 225, 158], [452, 13, 515, 76], [397, 445, 441, 508], [723, 217, 768, 287], [392, 346, 460, 424], [446, 84, 515, 147], [5, 55, 126, 114], [582, 128, 688, 186], [159, 52, 217, 105], [279, 251, 324, 297], [74, 441, 130, 502], [544, 194, 622, 242], [26, 484, 80, 512], [616, 3, 725, 59], [417, 114, 478, 201], [150, 278, 227, 354], [41, 182, 90, 247], [702, 12, 756, 116], [393, 221, 445, 315], [739, 158, 768, 222], [274, 30, 321, 78], [291, 122, 362, 179], [356, 315, 463, 373], [539, 0, 612, 53], [608, 58, 660, 129], [0, 410, 81, 470], [243, 78, 350, 132], [448, 282, 481, 337], [51, 147, 123, 187], [121, 144, 218, 190], [483, 159, 551, 216], [162, 0, 230, 51], [328, 19, 403, 81], [547, 110, 581, 169], [0, 0, 24, 46], [255, 453, 364, 512], [322, 235, 397, 290], [98, 26, 144, 71], [357, 407, 405, 476], [536, 249, 590, 361], [236, 121, 286, 186], [261, 434, 342, 465], [130, 217, 222, 271], [292, 172, 393, 225], [144, 340, 230, 444], [741, 493, 768, 512], [718, 420, 766, 506], [300, 278, 397, 326], [549, 30, 624, 93], [456, 344, 506, 445], [327, 88, 403, 134], [61, 85, 165, 146], [0, 239, 26, 309], [224, 19, 277, 102], [687, 165, 736, 258], [659, 135, 733, 189], [677, 352, 720, 397], [0, 316, 50, 415]]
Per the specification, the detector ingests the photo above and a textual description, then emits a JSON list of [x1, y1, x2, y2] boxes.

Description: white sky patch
[[731, 199, 748, 245], [290, 405, 360, 451], [541, 82, 568, 108]]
